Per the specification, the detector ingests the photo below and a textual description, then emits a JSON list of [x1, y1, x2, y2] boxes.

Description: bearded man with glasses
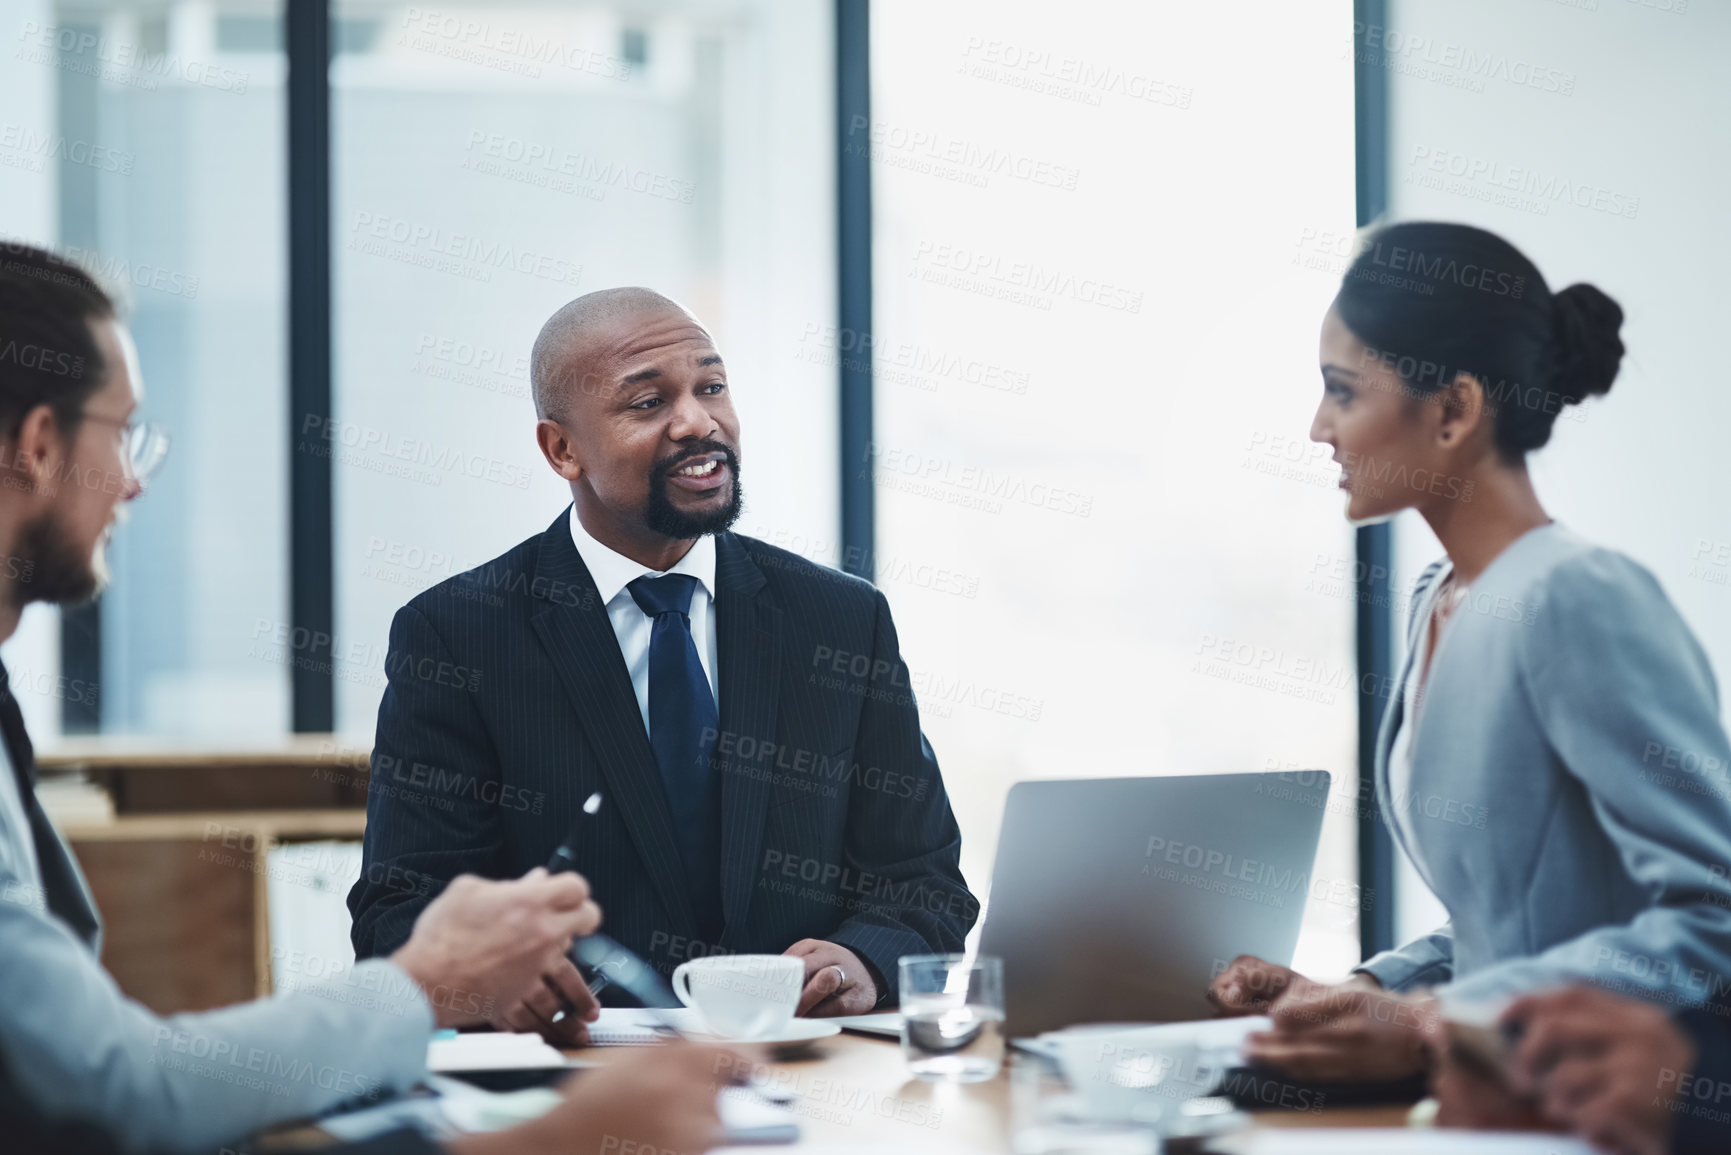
[[0, 243, 734, 1155]]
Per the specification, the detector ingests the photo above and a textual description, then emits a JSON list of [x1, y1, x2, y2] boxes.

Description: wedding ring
[[827, 964, 847, 988]]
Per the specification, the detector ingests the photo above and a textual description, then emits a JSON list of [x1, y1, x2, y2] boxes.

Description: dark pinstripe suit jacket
[[348, 509, 976, 1000]]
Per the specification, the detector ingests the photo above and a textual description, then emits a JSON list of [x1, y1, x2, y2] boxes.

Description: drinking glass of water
[[899, 953, 1005, 1083]]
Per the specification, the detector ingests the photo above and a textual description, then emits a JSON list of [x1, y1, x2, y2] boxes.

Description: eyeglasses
[[81, 414, 171, 484], [124, 421, 171, 483]]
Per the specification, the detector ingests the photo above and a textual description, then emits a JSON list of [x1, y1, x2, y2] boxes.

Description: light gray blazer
[[1357, 523, 1731, 1008], [0, 782, 431, 1153]]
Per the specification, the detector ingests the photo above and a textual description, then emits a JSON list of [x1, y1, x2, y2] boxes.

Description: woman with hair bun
[[1209, 222, 1731, 1085]]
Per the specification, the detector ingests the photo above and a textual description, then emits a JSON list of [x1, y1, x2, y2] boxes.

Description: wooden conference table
[[565, 1029, 1415, 1151], [267, 1028, 1415, 1149]]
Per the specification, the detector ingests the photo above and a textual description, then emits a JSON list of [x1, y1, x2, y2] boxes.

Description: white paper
[[428, 1031, 576, 1072], [424, 1072, 799, 1143], [713, 1148, 998, 1155], [585, 1006, 839, 1044], [429, 1075, 564, 1132], [1217, 1128, 1597, 1155], [1028, 1015, 1273, 1062], [717, 1085, 800, 1143]]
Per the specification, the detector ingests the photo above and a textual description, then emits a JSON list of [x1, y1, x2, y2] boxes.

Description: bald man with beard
[[350, 288, 976, 1041]]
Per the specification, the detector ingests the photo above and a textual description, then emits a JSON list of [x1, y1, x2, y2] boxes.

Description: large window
[[0, 0, 837, 741], [868, 0, 1363, 974], [4, 0, 289, 740]]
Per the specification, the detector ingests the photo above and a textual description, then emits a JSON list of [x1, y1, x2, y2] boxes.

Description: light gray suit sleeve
[[0, 871, 432, 1154], [1444, 551, 1731, 1006], [1354, 922, 1455, 991]]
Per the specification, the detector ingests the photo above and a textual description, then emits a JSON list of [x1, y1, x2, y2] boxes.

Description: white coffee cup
[[1054, 1026, 1215, 1126], [671, 954, 804, 1040]]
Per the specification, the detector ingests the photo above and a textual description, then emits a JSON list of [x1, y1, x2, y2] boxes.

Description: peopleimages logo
[[0, 339, 84, 379], [57, 245, 200, 299], [865, 442, 1096, 518], [1355, 239, 1526, 297], [1406, 146, 1640, 221], [1351, 22, 1576, 96], [957, 37, 1194, 110], [796, 324, 1031, 397], [462, 131, 695, 203], [397, 8, 633, 80], [348, 212, 584, 286], [844, 116, 1081, 191], [15, 21, 250, 93], [910, 239, 1144, 314], [297, 415, 535, 490], [0, 124, 135, 174]]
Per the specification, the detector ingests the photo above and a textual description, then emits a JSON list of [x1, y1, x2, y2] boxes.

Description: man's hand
[[1503, 987, 1695, 1155], [785, 939, 878, 1016], [1243, 979, 1437, 1082], [1208, 954, 1309, 1015], [497, 953, 600, 1047], [390, 868, 601, 1030], [448, 1043, 741, 1155], [1426, 1021, 1555, 1133]]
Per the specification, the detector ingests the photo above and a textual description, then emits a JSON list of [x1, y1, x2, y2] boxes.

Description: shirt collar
[[567, 504, 716, 607]]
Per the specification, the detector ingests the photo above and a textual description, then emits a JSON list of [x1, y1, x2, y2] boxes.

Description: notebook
[[587, 1006, 678, 1046]]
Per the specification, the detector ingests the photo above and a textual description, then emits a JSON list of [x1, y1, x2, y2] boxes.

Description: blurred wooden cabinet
[[44, 738, 371, 1015]]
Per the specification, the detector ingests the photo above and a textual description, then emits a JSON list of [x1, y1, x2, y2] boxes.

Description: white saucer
[[672, 1010, 843, 1045]]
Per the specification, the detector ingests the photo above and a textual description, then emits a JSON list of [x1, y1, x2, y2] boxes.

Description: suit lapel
[[713, 533, 781, 937], [1375, 642, 1417, 830], [1376, 562, 1448, 881], [527, 510, 697, 939]]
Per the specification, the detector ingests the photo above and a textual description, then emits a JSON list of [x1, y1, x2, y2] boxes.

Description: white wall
[[1383, 0, 1730, 943]]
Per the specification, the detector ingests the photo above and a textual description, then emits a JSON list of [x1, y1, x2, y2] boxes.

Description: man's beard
[[13, 511, 104, 608], [644, 441, 744, 539]]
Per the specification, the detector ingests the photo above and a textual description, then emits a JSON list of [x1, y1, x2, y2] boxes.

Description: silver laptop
[[978, 772, 1332, 1036]]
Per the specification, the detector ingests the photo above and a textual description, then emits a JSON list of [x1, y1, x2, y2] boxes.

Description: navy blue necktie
[[627, 574, 724, 942]]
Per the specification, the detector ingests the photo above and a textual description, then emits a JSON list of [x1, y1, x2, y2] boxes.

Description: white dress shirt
[[568, 505, 719, 736], [1387, 645, 1422, 852], [1387, 570, 1449, 852]]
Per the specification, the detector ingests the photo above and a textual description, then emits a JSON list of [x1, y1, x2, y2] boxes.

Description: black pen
[[546, 792, 616, 999]]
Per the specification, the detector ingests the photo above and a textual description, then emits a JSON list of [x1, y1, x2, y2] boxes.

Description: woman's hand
[[1244, 978, 1438, 1082]]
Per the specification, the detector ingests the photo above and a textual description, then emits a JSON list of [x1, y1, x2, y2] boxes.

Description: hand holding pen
[[544, 793, 687, 1036], [490, 895, 604, 1044], [476, 792, 610, 1045]]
